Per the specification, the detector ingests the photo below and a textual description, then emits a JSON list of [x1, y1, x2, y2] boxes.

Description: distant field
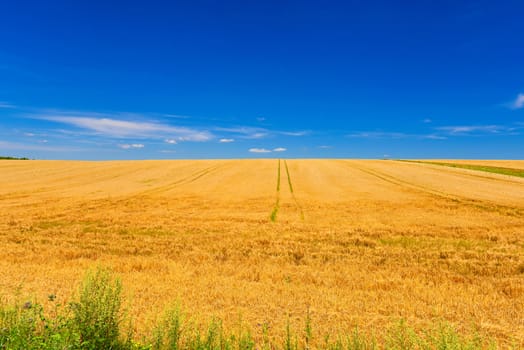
[[0, 159, 523, 345], [424, 159, 524, 169], [401, 159, 524, 178]]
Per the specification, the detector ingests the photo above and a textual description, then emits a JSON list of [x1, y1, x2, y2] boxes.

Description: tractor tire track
[[342, 161, 524, 218], [0, 163, 151, 197], [137, 163, 225, 197], [284, 160, 305, 220], [270, 159, 281, 222]]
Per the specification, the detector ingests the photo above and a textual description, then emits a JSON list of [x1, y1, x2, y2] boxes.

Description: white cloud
[[346, 130, 453, 139], [423, 118, 432, 123], [219, 138, 234, 143], [119, 143, 144, 149], [38, 115, 213, 141], [216, 126, 309, 139], [216, 127, 269, 139], [250, 132, 269, 139], [318, 145, 332, 149], [347, 131, 407, 138], [249, 148, 272, 153], [511, 93, 524, 109], [273, 147, 287, 152], [436, 125, 507, 134], [163, 114, 191, 119], [24, 132, 35, 137], [346, 126, 519, 140], [165, 139, 178, 144], [0, 140, 78, 152], [280, 131, 309, 136], [422, 134, 447, 140]]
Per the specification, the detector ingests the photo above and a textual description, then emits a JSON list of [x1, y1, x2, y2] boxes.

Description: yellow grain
[[0, 159, 523, 345]]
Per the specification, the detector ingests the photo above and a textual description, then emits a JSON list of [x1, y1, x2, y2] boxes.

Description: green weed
[[0, 268, 509, 349]]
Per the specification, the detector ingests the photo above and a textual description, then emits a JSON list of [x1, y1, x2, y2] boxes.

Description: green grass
[[0, 267, 511, 349], [399, 160, 524, 178], [270, 201, 280, 222]]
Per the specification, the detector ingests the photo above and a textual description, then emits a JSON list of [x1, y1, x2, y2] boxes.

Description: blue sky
[[1, 0, 523, 160]]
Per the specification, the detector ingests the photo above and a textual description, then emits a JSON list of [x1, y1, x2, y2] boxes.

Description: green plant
[[70, 266, 125, 350], [0, 268, 507, 349], [304, 308, 312, 350]]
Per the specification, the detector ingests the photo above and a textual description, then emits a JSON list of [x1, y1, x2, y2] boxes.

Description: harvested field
[[0, 159, 523, 345]]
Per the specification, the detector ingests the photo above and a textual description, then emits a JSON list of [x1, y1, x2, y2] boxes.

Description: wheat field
[[0, 159, 523, 345]]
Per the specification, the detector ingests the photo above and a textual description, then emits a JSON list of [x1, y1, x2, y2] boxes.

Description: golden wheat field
[[0, 159, 523, 345]]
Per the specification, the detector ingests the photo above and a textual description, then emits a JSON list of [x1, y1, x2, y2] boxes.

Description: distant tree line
[[0, 156, 30, 160]]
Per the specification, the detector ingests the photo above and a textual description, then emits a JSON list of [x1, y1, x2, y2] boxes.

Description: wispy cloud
[[119, 143, 144, 149], [23, 132, 35, 137], [217, 126, 309, 139], [0, 102, 15, 109], [216, 127, 269, 139], [422, 134, 447, 140], [346, 126, 517, 139], [249, 148, 272, 153], [347, 130, 450, 140], [0, 140, 80, 152], [219, 138, 234, 143], [318, 145, 332, 149], [436, 125, 512, 135], [280, 130, 309, 137], [347, 131, 408, 139], [422, 118, 432, 123], [37, 114, 213, 141], [511, 93, 524, 109], [165, 139, 178, 144], [273, 147, 287, 152], [162, 114, 191, 119]]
